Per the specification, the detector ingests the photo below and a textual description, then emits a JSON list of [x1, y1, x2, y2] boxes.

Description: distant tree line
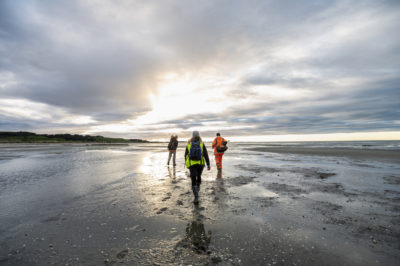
[[0, 131, 148, 143]]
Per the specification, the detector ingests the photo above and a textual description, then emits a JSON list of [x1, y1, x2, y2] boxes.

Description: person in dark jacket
[[184, 131, 210, 204], [167, 135, 178, 166]]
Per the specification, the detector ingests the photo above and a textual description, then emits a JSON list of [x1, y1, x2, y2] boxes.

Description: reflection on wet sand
[[210, 178, 228, 208], [176, 205, 211, 254], [2, 143, 399, 265], [167, 166, 176, 183], [215, 178, 225, 194]]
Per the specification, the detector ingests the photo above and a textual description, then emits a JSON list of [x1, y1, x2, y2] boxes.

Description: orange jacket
[[212, 136, 227, 154]]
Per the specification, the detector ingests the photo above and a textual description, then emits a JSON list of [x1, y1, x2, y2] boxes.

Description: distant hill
[[0, 131, 149, 143]]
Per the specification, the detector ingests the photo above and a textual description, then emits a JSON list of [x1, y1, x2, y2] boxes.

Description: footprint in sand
[[116, 249, 128, 259], [162, 196, 171, 201], [156, 207, 168, 214]]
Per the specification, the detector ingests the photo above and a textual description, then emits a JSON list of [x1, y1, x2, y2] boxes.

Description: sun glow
[[84, 72, 234, 136], [131, 72, 228, 125]]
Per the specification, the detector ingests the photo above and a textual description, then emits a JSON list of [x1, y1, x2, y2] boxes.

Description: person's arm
[[203, 144, 210, 169], [212, 138, 216, 149], [184, 145, 188, 165]]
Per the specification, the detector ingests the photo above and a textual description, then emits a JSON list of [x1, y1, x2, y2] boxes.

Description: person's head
[[216, 132, 221, 137], [189, 131, 201, 142]]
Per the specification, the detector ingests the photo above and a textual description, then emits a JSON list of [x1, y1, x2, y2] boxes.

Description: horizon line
[[151, 131, 400, 142]]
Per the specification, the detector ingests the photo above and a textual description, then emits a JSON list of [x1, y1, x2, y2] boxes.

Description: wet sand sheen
[[0, 143, 399, 265], [247, 146, 400, 163]]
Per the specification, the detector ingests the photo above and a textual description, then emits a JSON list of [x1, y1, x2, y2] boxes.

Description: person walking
[[185, 131, 210, 204], [167, 135, 178, 166], [212, 132, 227, 178]]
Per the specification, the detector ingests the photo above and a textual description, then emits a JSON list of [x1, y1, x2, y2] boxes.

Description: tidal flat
[[0, 142, 399, 265]]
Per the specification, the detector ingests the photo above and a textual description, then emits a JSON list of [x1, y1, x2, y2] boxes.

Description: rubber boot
[[196, 184, 200, 204], [192, 186, 199, 204], [217, 168, 222, 178]]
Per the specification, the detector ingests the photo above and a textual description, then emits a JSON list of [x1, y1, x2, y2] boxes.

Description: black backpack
[[189, 141, 202, 160], [216, 140, 228, 153], [168, 139, 177, 150]]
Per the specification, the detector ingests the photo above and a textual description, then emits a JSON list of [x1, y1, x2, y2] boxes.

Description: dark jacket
[[184, 138, 210, 167], [168, 139, 178, 151]]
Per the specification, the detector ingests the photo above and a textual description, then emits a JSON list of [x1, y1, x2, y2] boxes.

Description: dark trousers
[[189, 164, 204, 186]]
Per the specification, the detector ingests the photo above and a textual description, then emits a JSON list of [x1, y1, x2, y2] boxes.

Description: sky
[[0, 0, 399, 141]]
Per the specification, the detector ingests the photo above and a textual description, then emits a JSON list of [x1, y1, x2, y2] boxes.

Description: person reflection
[[185, 205, 211, 254], [212, 178, 227, 206], [168, 166, 176, 183], [215, 178, 225, 193]]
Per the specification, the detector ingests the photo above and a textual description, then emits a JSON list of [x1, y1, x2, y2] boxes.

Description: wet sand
[[0, 143, 399, 265], [246, 146, 400, 164]]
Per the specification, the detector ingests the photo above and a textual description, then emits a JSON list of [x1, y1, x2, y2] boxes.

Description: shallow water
[[0, 142, 399, 265]]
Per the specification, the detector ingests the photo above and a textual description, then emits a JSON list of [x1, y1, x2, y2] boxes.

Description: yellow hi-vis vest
[[186, 141, 205, 168]]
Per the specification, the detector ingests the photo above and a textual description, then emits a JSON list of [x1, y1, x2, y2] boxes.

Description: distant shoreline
[[0, 131, 149, 143], [0, 142, 137, 145], [0, 141, 149, 144]]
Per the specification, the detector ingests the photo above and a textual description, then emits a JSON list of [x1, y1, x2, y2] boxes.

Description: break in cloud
[[0, 0, 399, 140]]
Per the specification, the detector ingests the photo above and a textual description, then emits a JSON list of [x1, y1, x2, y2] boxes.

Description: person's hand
[[207, 166, 210, 170]]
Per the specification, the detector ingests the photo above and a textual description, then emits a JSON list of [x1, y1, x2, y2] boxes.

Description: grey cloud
[[1, 0, 399, 137], [149, 75, 400, 137], [0, 114, 85, 133], [155, 0, 332, 68], [0, 0, 163, 122], [0, 118, 33, 131]]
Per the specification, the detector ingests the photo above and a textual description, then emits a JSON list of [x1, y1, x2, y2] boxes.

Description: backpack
[[216, 139, 228, 153], [216, 143, 228, 153], [189, 141, 202, 160]]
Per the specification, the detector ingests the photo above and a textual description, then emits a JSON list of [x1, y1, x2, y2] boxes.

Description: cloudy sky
[[1, 0, 399, 141]]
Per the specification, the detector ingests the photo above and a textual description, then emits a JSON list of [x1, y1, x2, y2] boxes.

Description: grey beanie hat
[[192, 131, 200, 137]]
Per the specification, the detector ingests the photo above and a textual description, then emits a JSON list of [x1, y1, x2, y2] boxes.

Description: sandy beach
[[0, 142, 399, 265]]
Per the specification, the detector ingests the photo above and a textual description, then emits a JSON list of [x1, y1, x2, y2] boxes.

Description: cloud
[[0, 0, 399, 139], [0, 0, 164, 120]]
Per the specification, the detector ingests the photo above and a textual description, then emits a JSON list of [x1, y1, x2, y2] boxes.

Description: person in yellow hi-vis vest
[[184, 131, 210, 204]]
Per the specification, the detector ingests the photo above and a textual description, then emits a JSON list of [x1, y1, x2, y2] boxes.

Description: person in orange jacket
[[212, 132, 227, 178]]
